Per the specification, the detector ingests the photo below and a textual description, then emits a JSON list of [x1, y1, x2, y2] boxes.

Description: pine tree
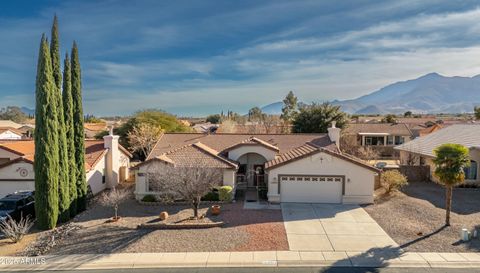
[[63, 52, 77, 217], [281, 91, 298, 123], [50, 16, 70, 223], [71, 42, 87, 211], [34, 35, 59, 230]]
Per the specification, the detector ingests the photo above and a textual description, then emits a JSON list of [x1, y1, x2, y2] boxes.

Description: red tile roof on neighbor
[[0, 140, 131, 172], [147, 133, 337, 160]]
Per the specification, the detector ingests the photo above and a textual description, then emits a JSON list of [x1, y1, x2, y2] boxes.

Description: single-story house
[[0, 132, 132, 197], [0, 128, 23, 140], [135, 123, 380, 204], [342, 123, 413, 158], [395, 124, 480, 184]]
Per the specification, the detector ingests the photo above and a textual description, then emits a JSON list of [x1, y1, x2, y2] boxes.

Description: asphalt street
[[12, 267, 480, 273]]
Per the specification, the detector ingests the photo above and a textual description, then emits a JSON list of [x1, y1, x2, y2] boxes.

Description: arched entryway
[[236, 152, 268, 200]]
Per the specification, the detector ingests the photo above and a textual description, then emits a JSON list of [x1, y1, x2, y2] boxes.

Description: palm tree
[[433, 143, 470, 226]]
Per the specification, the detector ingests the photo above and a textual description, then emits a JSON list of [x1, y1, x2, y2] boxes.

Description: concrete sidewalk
[[1, 251, 480, 271]]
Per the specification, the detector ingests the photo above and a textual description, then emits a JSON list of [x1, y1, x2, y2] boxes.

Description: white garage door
[[280, 175, 343, 203]]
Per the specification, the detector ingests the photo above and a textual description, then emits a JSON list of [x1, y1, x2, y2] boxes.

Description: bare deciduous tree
[[219, 119, 236, 133], [357, 146, 380, 160], [0, 215, 34, 243], [147, 164, 223, 219], [261, 114, 282, 134], [340, 133, 379, 160], [127, 123, 163, 158], [100, 187, 130, 220]]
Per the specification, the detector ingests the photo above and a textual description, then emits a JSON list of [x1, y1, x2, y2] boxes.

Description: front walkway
[[2, 251, 480, 270], [281, 203, 398, 251]]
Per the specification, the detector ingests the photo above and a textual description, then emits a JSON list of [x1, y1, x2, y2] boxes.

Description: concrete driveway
[[281, 203, 398, 252]]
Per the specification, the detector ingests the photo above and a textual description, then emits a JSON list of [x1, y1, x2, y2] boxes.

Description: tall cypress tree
[[34, 35, 59, 230], [62, 53, 78, 216], [50, 16, 70, 223], [50, 15, 62, 90], [71, 42, 87, 211]]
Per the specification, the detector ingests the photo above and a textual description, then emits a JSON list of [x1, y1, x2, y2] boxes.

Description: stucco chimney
[[328, 121, 341, 150], [103, 127, 120, 188]]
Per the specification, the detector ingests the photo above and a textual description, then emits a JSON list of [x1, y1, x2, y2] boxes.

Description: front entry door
[[253, 165, 265, 187]]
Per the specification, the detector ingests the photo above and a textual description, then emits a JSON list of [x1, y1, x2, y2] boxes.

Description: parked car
[[0, 191, 35, 222]]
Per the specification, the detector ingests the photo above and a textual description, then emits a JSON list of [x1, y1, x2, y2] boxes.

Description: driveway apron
[[281, 203, 398, 252]]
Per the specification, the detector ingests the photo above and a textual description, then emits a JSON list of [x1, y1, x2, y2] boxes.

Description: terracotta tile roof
[[0, 140, 130, 172], [0, 140, 35, 160], [265, 142, 380, 173], [149, 142, 237, 169], [223, 136, 280, 152], [147, 133, 336, 160], [343, 123, 412, 136], [265, 143, 317, 169], [84, 140, 108, 171]]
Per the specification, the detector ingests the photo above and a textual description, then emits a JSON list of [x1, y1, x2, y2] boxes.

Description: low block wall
[[399, 165, 430, 182]]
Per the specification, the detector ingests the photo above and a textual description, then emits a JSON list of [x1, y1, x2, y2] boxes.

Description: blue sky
[[1, 0, 480, 116]]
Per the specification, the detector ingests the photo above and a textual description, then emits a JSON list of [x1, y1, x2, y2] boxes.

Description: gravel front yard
[[43, 198, 288, 254], [364, 182, 480, 252]]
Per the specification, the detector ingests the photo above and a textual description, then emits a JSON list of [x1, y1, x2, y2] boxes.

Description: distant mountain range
[[261, 73, 480, 114], [20, 107, 35, 116]]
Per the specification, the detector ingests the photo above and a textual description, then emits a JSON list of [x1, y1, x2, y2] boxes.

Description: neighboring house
[[395, 124, 480, 184], [0, 128, 23, 140], [84, 123, 108, 139], [342, 123, 413, 158], [192, 122, 218, 133], [0, 132, 132, 197], [135, 124, 379, 204], [409, 123, 443, 138], [0, 120, 23, 129]]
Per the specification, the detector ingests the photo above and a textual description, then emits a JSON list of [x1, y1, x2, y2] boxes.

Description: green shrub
[[381, 170, 408, 194], [218, 186, 233, 202], [141, 194, 157, 202], [201, 191, 219, 201]]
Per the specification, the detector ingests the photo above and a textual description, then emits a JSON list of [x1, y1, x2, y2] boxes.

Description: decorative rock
[[159, 211, 169, 221]]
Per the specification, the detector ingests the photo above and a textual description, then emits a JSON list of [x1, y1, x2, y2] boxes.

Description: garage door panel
[[280, 175, 343, 203]]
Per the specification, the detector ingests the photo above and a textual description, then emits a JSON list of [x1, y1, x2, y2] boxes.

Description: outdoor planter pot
[[159, 211, 169, 221], [211, 205, 221, 215]]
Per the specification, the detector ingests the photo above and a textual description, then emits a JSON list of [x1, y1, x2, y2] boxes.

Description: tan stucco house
[[0, 132, 132, 197], [395, 124, 480, 184], [135, 124, 380, 204]]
